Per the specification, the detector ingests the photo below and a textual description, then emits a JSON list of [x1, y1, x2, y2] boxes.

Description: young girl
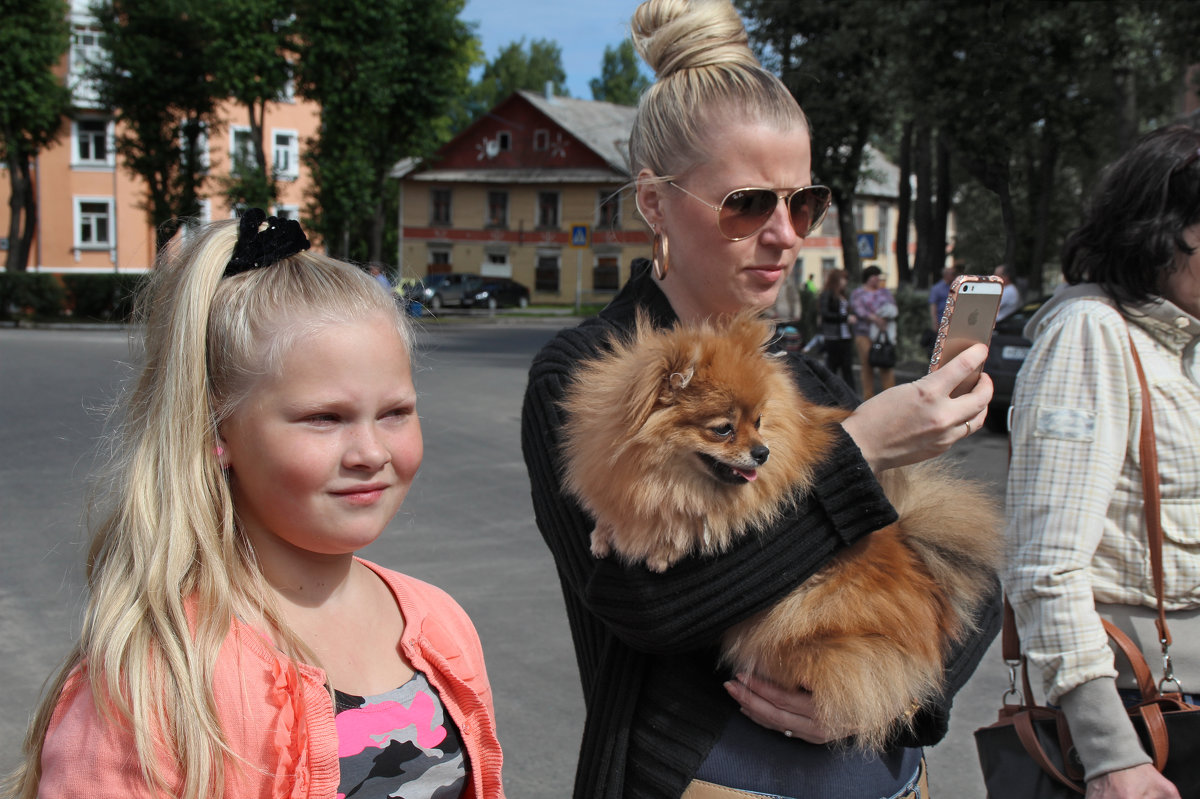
[[5, 211, 505, 799]]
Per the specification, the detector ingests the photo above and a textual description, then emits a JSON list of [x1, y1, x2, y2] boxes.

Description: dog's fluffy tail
[[882, 458, 1004, 638]]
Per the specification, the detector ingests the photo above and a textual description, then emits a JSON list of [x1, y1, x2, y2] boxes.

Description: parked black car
[[463, 277, 531, 310], [982, 296, 1047, 432]]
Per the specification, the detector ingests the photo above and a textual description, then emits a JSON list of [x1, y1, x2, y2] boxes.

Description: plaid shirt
[[1005, 284, 1200, 702]]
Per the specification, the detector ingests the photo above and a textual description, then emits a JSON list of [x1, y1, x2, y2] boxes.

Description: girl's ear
[[635, 169, 667, 229]]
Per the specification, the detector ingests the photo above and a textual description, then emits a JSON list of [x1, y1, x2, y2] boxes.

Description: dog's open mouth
[[699, 453, 759, 484]]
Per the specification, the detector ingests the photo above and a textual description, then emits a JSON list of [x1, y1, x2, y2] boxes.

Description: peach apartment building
[[0, 0, 320, 275]]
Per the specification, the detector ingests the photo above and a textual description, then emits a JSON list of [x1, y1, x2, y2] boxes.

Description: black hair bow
[[223, 208, 311, 277]]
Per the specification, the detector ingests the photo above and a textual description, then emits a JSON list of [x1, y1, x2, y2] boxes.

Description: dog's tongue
[[734, 467, 758, 482]]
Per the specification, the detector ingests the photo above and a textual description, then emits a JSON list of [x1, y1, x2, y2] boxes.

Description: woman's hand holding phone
[[843, 343, 993, 473]]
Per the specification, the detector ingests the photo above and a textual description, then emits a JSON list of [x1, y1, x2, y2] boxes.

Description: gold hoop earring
[[652, 230, 670, 280]]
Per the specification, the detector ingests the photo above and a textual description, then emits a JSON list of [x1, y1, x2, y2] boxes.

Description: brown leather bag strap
[[1126, 333, 1171, 647], [1101, 619, 1158, 700], [1135, 701, 1171, 771], [1013, 709, 1086, 794]]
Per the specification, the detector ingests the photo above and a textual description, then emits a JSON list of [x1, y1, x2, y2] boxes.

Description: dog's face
[[634, 314, 784, 488], [659, 367, 771, 485]]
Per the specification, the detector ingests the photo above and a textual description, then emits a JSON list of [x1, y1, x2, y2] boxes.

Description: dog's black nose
[[750, 445, 769, 465]]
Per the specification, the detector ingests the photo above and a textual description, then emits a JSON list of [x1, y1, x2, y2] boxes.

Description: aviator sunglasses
[[669, 181, 833, 241]]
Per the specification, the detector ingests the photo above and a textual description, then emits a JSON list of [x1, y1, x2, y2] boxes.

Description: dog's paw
[[589, 528, 612, 559]]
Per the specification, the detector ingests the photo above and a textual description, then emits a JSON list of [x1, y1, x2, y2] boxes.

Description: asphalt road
[[0, 321, 1012, 797]]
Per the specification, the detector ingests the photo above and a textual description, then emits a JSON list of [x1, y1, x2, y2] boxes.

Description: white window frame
[[229, 125, 255, 176], [533, 129, 549, 151], [71, 117, 114, 168], [272, 129, 299, 181], [74, 196, 114, 250], [273, 204, 299, 221]]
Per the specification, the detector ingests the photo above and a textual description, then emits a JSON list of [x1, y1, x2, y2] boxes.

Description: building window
[[533, 129, 549, 151], [428, 246, 452, 270], [487, 191, 508, 227], [69, 24, 105, 106], [598, 190, 620, 228], [821, 256, 837, 273], [854, 202, 865, 231], [230, 126, 256, 176], [273, 130, 299, 180], [274, 204, 298, 221], [537, 191, 560, 229], [430, 188, 452, 226], [878, 204, 890, 254], [484, 250, 510, 276], [593, 255, 620, 292], [75, 198, 113, 249], [535, 251, 560, 293], [180, 120, 210, 174], [497, 131, 512, 151], [73, 119, 111, 167]]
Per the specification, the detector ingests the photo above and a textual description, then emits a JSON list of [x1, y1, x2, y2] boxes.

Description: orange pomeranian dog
[[559, 310, 1002, 751]]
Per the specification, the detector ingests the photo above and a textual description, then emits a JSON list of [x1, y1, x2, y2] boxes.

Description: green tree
[[294, 0, 476, 262], [203, 0, 297, 211], [0, 0, 71, 271], [589, 39, 649, 106], [739, 0, 897, 282], [895, 1, 1192, 294], [473, 37, 568, 111], [90, 0, 220, 251]]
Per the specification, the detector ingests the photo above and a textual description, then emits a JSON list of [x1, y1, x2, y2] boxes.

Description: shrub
[[0, 272, 66, 320], [61, 273, 144, 321]]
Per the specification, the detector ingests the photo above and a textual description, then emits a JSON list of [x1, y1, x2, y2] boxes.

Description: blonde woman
[[5, 211, 504, 798], [521, 1, 999, 797]]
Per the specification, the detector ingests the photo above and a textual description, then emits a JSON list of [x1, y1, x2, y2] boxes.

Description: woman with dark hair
[[1006, 124, 1200, 799], [849, 265, 897, 398], [818, 269, 856, 390]]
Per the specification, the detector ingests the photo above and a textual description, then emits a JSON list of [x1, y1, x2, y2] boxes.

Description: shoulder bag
[[974, 334, 1200, 797], [868, 329, 896, 368]]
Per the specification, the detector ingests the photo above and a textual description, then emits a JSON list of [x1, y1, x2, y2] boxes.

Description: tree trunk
[[5, 147, 31, 272], [1027, 131, 1058, 297], [933, 130, 952, 278], [997, 181, 1018, 274], [834, 188, 861, 281], [18, 156, 37, 271], [896, 119, 913, 283], [913, 123, 933, 285]]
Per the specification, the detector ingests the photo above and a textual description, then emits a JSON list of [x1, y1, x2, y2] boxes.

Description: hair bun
[[631, 0, 756, 80]]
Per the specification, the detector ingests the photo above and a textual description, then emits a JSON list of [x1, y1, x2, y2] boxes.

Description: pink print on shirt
[[336, 690, 447, 757]]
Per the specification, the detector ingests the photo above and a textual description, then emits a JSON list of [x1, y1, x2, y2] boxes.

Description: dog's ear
[[725, 310, 777, 352], [619, 325, 699, 431]]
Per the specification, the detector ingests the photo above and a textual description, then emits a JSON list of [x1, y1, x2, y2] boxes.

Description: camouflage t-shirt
[[334, 671, 466, 798]]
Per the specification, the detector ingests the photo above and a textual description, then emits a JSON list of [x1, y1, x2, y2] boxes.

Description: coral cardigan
[[38, 559, 505, 799]]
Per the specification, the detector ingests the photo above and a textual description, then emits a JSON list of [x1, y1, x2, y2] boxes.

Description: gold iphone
[[929, 275, 1004, 397]]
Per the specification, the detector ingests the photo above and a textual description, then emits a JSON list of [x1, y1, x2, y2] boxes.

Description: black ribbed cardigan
[[520, 261, 1002, 799]]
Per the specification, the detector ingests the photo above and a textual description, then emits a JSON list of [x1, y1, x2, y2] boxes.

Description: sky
[[461, 0, 649, 100]]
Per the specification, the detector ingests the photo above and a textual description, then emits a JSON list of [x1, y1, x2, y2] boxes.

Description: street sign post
[[570, 225, 589, 314]]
